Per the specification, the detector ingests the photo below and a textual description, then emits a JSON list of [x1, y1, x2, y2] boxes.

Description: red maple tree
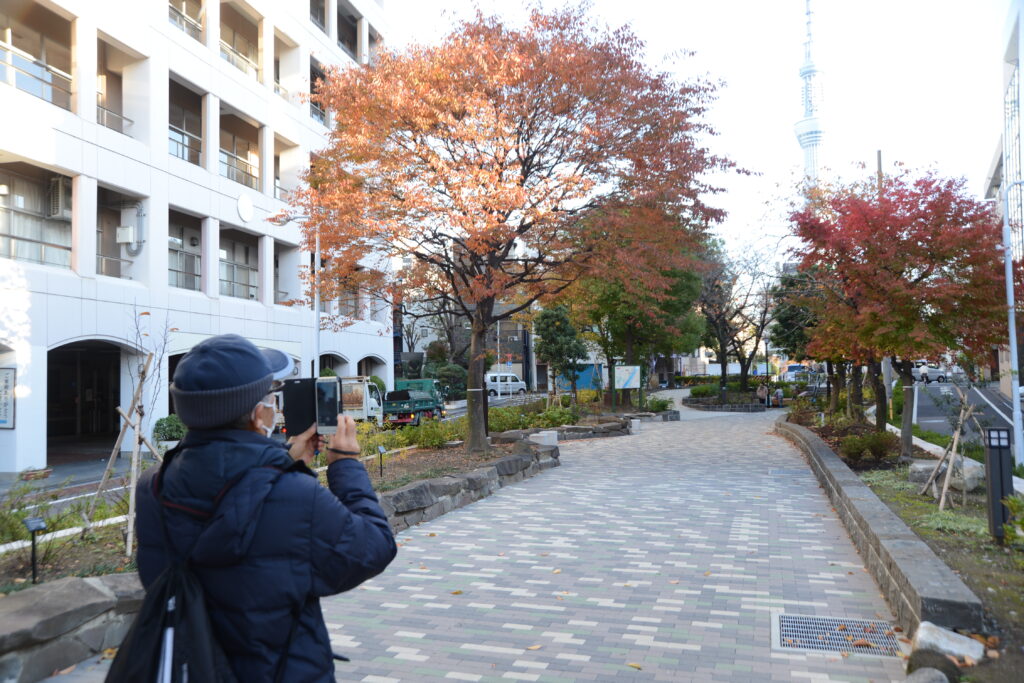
[[291, 6, 728, 451], [791, 171, 1006, 459]]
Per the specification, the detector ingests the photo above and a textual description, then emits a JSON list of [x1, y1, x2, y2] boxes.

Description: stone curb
[[774, 415, 983, 634], [0, 438, 567, 682]]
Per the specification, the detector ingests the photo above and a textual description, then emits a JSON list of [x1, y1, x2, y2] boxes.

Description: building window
[[219, 232, 258, 299], [310, 61, 327, 124], [168, 213, 201, 290], [0, 170, 71, 268], [0, 8, 72, 110], [310, 0, 326, 31], [338, 12, 357, 59], [219, 131, 259, 189], [169, 82, 202, 165]]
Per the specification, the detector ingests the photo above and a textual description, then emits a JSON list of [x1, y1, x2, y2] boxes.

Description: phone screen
[[316, 379, 339, 431]]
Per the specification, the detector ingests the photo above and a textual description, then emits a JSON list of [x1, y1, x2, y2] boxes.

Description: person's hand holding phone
[[287, 422, 318, 465], [324, 414, 361, 463]]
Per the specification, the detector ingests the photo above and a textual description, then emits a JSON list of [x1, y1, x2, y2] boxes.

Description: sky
[[385, 0, 1009, 255]]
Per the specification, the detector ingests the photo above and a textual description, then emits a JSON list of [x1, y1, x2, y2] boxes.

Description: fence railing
[[274, 81, 289, 99], [168, 4, 203, 42], [219, 149, 259, 189], [220, 40, 259, 80], [168, 124, 202, 165], [0, 40, 71, 110]]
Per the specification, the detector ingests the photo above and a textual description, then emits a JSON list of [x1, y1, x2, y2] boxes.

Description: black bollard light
[[378, 445, 386, 478], [984, 428, 1014, 545], [22, 516, 47, 584]]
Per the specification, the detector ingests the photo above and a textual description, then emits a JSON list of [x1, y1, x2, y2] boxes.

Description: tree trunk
[[738, 358, 750, 392], [849, 364, 864, 421], [896, 358, 916, 463], [717, 336, 729, 403], [465, 314, 489, 454], [870, 360, 886, 432], [835, 363, 847, 416], [826, 360, 837, 414]]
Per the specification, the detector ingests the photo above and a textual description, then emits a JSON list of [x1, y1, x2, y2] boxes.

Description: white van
[[486, 372, 527, 396]]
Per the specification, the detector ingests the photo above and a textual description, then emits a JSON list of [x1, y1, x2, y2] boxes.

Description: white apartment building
[[0, 0, 393, 475]]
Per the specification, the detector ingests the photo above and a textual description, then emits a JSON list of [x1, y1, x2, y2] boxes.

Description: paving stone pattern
[[322, 412, 906, 682]]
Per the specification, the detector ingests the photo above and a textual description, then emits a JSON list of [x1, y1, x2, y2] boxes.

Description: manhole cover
[[772, 614, 907, 658]]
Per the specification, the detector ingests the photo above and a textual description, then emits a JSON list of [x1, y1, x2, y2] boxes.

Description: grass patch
[[859, 468, 917, 492], [913, 510, 988, 537]]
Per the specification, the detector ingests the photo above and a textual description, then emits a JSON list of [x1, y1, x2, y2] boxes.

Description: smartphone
[[315, 377, 340, 434], [280, 378, 314, 436]]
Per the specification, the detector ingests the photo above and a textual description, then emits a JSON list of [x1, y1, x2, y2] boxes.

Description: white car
[[486, 372, 527, 396]]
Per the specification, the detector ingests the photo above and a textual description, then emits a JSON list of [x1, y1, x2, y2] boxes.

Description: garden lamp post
[[1002, 181, 1024, 466]]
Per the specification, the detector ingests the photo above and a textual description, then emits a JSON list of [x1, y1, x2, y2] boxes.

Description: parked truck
[[383, 379, 447, 426], [341, 376, 385, 425]]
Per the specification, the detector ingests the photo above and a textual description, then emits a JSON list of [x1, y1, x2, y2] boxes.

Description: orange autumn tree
[[293, 6, 729, 452]]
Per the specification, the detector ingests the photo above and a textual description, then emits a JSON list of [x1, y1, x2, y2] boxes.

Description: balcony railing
[[274, 80, 289, 99], [274, 289, 289, 304], [220, 149, 259, 189], [97, 96, 133, 134], [168, 4, 203, 42], [0, 40, 71, 110], [96, 253, 132, 279], [168, 124, 202, 165], [310, 102, 327, 125], [220, 261, 258, 299], [220, 40, 259, 81], [274, 181, 288, 200], [0, 212, 72, 268]]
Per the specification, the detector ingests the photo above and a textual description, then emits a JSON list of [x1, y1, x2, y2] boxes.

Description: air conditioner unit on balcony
[[46, 177, 72, 221], [507, 335, 519, 342]]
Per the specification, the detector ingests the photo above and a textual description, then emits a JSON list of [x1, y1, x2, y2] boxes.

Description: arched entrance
[[47, 339, 134, 465], [320, 353, 349, 376], [356, 355, 387, 381]]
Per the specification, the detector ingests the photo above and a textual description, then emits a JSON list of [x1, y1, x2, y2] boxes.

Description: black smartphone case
[[280, 378, 316, 436]]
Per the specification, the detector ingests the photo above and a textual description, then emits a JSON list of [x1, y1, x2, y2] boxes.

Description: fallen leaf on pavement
[[627, 662, 643, 670], [840, 652, 849, 658], [552, 569, 561, 574], [428, 533, 437, 537], [987, 635, 1000, 648], [100, 649, 117, 660], [893, 626, 903, 633], [526, 645, 542, 651], [852, 639, 873, 647], [898, 637, 911, 644], [836, 624, 847, 631], [986, 649, 1000, 659], [669, 580, 679, 584], [450, 590, 463, 595], [55, 665, 75, 675], [704, 571, 712, 576]]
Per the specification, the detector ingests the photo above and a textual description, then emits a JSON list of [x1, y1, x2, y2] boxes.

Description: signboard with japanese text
[[614, 365, 641, 390], [0, 368, 14, 429]]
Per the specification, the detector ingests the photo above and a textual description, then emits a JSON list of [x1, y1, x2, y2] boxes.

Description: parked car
[[486, 372, 527, 396]]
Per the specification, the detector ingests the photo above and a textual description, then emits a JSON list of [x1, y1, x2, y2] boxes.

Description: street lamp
[[1002, 181, 1024, 466], [271, 213, 318, 377]]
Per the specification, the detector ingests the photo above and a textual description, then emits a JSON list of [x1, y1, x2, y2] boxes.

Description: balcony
[[168, 124, 202, 165], [274, 80, 289, 99], [220, 149, 259, 189], [96, 253, 132, 278], [168, 3, 202, 42], [0, 40, 71, 111], [220, 40, 259, 81]]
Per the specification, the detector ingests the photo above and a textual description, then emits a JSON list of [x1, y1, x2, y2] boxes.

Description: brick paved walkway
[[321, 411, 906, 682], [46, 409, 906, 682]]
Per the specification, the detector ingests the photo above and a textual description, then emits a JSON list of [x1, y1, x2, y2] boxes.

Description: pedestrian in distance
[[773, 387, 784, 408], [134, 334, 397, 681], [919, 365, 930, 384]]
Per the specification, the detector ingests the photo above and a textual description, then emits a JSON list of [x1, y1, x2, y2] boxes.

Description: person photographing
[[133, 334, 397, 681]]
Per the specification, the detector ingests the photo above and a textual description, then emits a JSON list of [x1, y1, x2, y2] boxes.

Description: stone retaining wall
[[490, 417, 632, 445], [0, 438, 568, 681], [775, 416, 983, 634]]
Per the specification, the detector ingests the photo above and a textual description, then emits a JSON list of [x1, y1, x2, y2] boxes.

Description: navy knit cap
[[170, 334, 293, 429]]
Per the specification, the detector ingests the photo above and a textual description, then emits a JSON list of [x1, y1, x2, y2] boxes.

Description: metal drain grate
[[772, 614, 907, 658]]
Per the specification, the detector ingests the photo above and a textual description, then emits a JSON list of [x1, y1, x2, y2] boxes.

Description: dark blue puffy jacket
[[136, 428, 397, 682]]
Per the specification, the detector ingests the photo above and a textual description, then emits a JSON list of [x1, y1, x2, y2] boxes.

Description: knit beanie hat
[[170, 334, 293, 429]]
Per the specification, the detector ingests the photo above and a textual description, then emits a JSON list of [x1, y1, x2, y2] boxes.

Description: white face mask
[[253, 397, 277, 438]]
